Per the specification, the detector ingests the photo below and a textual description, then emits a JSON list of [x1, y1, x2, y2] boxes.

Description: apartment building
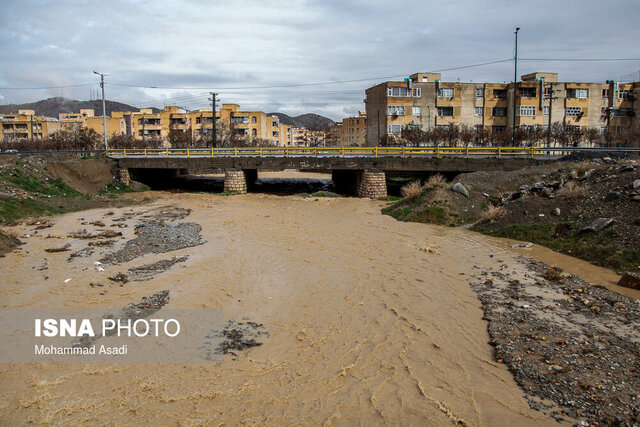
[[0, 110, 61, 142], [60, 109, 126, 136], [365, 72, 639, 145]]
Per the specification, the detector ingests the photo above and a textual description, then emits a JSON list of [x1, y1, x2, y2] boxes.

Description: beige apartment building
[[0, 110, 61, 142], [327, 113, 367, 146], [112, 104, 297, 147], [365, 72, 639, 145]]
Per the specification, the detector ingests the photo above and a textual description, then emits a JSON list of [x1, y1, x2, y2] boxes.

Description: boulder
[[618, 165, 635, 172], [581, 218, 614, 232], [604, 191, 620, 202], [633, 180, 640, 190], [552, 208, 561, 216], [617, 272, 640, 290], [451, 182, 469, 197]]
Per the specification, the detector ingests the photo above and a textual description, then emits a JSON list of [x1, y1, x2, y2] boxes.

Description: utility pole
[[93, 71, 109, 150], [208, 92, 218, 147], [546, 82, 558, 148], [512, 27, 520, 147]]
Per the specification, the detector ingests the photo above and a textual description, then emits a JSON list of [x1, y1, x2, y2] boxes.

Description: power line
[[0, 83, 95, 90], [521, 58, 640, 62], [104, 59, 514, 91]]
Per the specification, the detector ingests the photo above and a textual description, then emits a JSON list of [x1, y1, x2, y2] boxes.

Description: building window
[[475, 88, 484, 97], [474, 107, 483, 116], [602, 89, 609, 98], [544, 86, 551, 96], [566, 106, 583, 117], [544, 106, 550, 115], [412, 88, 422, 97], [387, 87, 411, 97], [518, 106, 536, 117], [567, 125, 581, 132], [435, 124, 452, 131], [386, 124, 404, 134], [618, 89, 631, 99], [251, 116, 257, 124], [600, 126, 608, 134], [611, 108, 633, 117], [492, 125, 507, 132], [387, 106, 405, 116], [492, 107, 507, 117], [493, 89, 507, 98], [437, 88, 454, 98], [413, 106, 421, 116], [519, 87, 537, 97], [437, 107, 453, 116], [567, 88, 589, 98]]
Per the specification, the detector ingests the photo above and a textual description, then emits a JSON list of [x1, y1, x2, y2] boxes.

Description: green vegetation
[[382, 193, 458, 226], [473, 222, 640, 272], [213, 190, 240, 196], [377, 195, 402, 202], [0, 196, 65, 222]]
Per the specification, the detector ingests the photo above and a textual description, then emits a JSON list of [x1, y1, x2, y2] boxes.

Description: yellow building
[[340, 113, 366, 146], [61, 109, 125, 137], [365, 71, 640, 145], [0, 110, 61, 142]]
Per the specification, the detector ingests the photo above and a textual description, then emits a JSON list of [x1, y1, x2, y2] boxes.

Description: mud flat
[[0, 191, 638, 424]]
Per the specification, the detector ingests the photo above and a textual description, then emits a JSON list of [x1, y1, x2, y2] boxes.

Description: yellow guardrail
[[104, 146, 548, 159]]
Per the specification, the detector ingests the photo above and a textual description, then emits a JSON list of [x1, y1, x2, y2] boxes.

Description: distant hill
[[268, 112, 334, 131], [0, 97, 160, 118]]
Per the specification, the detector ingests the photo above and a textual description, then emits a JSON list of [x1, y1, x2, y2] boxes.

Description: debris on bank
[[216, 319, 268, 357], [469, 258, 640, 424]]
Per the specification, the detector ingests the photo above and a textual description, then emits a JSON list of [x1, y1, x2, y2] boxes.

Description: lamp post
[[93, 71, 109, 150], [512, 27, 520, 147]]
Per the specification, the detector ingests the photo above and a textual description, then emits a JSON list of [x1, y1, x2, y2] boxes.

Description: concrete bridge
[[107, 146, 560, 198]]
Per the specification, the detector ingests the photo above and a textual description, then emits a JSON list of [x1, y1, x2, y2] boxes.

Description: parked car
[[5, 149, 19, 153]]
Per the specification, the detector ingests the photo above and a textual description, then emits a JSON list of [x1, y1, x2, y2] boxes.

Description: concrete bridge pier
[[356, 169, 387, 199], [117, 168, 130, 186], [332, 169, 387, 198], [224, 169, 257, 194]]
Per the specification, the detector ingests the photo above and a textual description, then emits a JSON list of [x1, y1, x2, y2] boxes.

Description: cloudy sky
[[1, 0, 639, 120]]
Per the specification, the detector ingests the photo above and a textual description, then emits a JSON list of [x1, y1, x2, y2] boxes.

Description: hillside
[[0, 97, 159, 118], [268, 112, 334, 131]]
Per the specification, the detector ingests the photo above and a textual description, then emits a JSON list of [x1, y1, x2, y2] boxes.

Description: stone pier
[[356, 169, 387, 199], [118, 168, 130, 186], [224, 169, 257, 194]]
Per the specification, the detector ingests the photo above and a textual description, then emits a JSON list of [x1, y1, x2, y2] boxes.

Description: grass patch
[[97, 182, 135, 196], [0, 196, 65, 222], [213, 190, 240, 196], [378, 195, 402, 201], [473, 221, 640, 272], [308, 191, 327, 198]]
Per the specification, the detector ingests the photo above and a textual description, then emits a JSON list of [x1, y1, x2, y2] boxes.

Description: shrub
[[424, 174, 446, 189], [479, 203, 506, 223], [401, 181, 423, 200], [558, 181, 587, 198]]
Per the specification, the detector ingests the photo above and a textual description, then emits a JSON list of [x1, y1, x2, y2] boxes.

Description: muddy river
[[0, 183, 635, 425]]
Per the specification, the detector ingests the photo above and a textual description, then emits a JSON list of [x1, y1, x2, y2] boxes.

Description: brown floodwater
[[3, 185, 632, 425]]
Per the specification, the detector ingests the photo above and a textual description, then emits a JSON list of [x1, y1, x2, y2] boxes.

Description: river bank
[[1, 190, 639, 424]]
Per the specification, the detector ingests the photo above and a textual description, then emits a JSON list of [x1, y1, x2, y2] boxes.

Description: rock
[[550, 179, 564, 189], [552, 208, 561, 216], [583, 169, 596, 179], [581, 217, 614, 232], [593, 158, 603, 164], [633, 180, 640, 190], [540, 188, 554, 198], [603, 157, 614, 164], [618, 165, 635, 172], [509, 191, 523, 200], [631, 195, 640, 202], [604, 191, 620, 202], [616, 272, 640, 290], [451, 182, 469, 197]]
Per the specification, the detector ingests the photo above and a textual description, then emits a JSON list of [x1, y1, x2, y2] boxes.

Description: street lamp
[[93, 71, 110, 150], [512, 27, 520, 147]]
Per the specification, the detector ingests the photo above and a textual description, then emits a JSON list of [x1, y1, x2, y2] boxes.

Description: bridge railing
[[104, 146, 557, 159]]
